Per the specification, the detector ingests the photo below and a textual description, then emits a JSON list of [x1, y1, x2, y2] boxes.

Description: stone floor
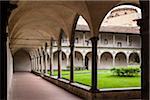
[[10, 72, 82, 100]]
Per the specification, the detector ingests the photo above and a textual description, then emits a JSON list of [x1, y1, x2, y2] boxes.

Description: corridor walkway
[[11, 72, 82, 100]]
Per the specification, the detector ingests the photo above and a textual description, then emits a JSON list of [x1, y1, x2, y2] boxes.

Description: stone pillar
[[45, 53, 48, 74], [90, 37, 99, 92], [97, 55, 100, 69], [70, 44, 74, 82], [58, 47, 62, 78], [139, 1, 149, 99], [31, 58, 33, 71], [127, 35, 129, 46], [33, 57, 36, 71], [41, 52, 45, 74], [126, 54, 129, 67], [83, 56, 85, 68], [99, 34, 101, 47], [83, 32, 85, 46], [66, 55, 69, 66], [35, 56, 39, 71], [38, 49, 41, 73], [113, 34, 115, 47], [40, 56, 43, 74], [113, 56, 115, 67], [36, 56, 40, 72], [50, 41, 53, 76]]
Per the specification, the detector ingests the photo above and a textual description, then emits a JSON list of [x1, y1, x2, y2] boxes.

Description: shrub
[[111, 67, 141, 77], [66, 66, 86, 71]]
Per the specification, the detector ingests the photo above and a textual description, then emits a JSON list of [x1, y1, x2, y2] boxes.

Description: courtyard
[[48, 68, 141, 89]]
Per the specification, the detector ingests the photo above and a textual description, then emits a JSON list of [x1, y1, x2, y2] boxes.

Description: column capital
[[90, 36, 99, 42]]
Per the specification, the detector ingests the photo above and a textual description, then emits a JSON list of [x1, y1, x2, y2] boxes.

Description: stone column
[[97, 55, 100, 69], [37, 56, 39, 72], [139, 1, 149, 99], [66, 55, 69, 66], [40, 56, 42, 73], [126, 54, 129, 67], [45, 53, 48, 74], [113, 56, 115, 67], [99, 34, 101, 47], [58, 46, 62, 78], [41, 51, 45, 74], [113, 34, 115, 47], [70, 44, 74, 82], [83, 56, 85, 68], [34, 56, 36, 71], [127, 35, 129, 46], [33, 57, 36, 71], [90, 37, 99, 92], [50, 41, 53, 76], [31, 58, 33, 71], [38, 49, 41, 73], [83, 32, 85, 46]]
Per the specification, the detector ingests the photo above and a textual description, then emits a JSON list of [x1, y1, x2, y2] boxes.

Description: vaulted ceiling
[[8, 0, 139, 55]]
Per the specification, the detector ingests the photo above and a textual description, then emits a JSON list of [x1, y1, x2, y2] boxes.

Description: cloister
[[0, 1, 149, 100]]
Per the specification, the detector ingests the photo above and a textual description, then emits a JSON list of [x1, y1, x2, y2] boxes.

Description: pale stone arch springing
[[129, 52, 140, 66], [100, 52, 113, 69], [115, 52, 127, 67]]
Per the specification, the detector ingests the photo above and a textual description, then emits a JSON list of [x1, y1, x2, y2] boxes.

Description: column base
[[89, 88, 99, 93], [69, 80, 74, 83]]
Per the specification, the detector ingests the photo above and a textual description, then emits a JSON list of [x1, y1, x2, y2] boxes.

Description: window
[[117, 42, 122, 47], [129, 39, 132, 46], [104, 39, 108, 44]]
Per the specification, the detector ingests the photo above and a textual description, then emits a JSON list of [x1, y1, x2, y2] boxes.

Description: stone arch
[[47, 54, 50, 70], [99, 3, 141, 30], [115, 52, 127, 67], [53, 51, 58, 70], [72, 15, 92, 46], [74, 51, 83, 67], [85, 52, 98, 70], [61, 29, 69, 46], [61, 51, 67, 69], [129, 52, 140, 65], [100, 52, 113, 69], [13, 49, 31, 72]]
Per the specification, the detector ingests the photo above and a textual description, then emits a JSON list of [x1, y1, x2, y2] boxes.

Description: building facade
[[50, 7, 141, 70]]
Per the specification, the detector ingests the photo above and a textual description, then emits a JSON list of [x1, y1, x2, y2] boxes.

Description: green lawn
[[47, 70, 141, 89]]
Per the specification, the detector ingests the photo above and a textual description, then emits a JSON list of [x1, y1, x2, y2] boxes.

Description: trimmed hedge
[[111, 67, 141, 77], [66, 66, 86, 71]]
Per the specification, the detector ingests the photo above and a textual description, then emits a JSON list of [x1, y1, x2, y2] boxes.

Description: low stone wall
[[32, 71, 141, 100]]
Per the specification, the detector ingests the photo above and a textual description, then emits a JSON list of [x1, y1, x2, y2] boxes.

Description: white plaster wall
[[13, 50, 31, 72], [7, 38, 13, 100]]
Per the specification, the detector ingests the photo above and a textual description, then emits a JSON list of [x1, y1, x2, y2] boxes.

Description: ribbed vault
[[8, 0, 139, 55]]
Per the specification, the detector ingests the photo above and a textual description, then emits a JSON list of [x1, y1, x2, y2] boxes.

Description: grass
[[47, 70, 141, 89]]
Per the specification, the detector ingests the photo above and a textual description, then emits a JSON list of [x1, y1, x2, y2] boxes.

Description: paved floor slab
[[10, 72, 82, 100]]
